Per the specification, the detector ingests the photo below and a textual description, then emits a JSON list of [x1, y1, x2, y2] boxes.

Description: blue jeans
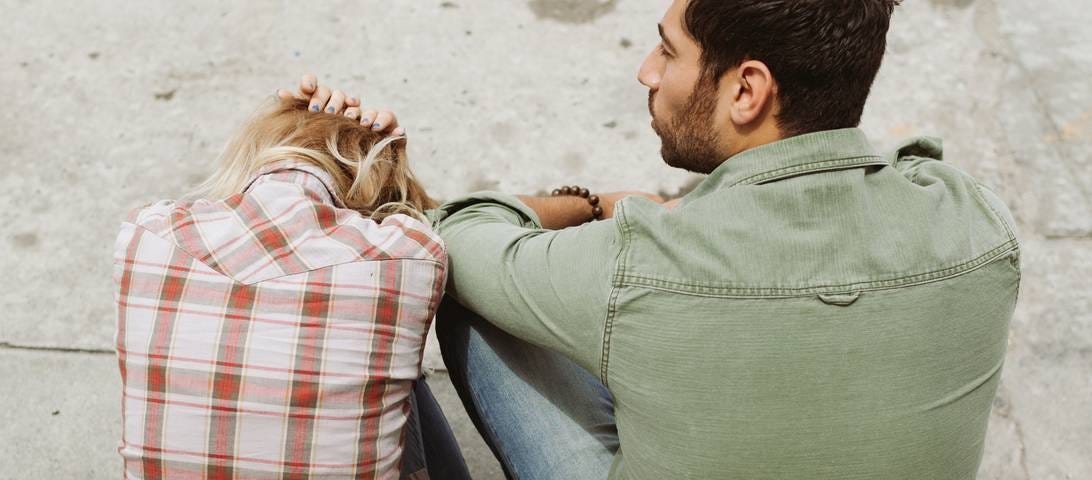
[[401, 378, 472, 480], [435, 297, 620, 480]]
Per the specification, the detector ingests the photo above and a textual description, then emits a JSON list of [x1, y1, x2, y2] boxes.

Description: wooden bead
[[551, 189, 562, 196], [578, 188, 590, 198], [592, 206, 604, 218], [588, 195, 600, 206], [561, 186, 573, 195]]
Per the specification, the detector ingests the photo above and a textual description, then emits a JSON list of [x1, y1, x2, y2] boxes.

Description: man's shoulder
[[888, 136, 1019, 243], [612, 140, 1019, 294]]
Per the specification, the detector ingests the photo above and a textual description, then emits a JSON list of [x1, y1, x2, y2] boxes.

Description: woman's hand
[[662, 198, 683, 210], [277, 73, 405, 136], [596, 191, 665, 219]]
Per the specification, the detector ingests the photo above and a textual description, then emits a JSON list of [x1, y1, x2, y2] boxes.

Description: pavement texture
[[0, 0, 1088, 479]]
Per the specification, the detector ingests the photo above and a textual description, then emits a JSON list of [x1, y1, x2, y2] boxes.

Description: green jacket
[[430, 128, 1020, 479]]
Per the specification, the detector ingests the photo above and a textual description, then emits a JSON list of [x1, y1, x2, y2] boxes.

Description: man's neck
[[724, 122, 785, 160]]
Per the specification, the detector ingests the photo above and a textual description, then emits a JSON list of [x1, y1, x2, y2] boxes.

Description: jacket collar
[[689, 128, 887, 198]]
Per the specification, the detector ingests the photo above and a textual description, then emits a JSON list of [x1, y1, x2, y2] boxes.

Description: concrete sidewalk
[[0, 348, 503, 478], [2, 0, 1090, 478]]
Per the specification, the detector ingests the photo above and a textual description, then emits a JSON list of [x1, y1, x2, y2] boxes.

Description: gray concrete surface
[[1, 0, 1089, 478], [0, 348, 501, 479]]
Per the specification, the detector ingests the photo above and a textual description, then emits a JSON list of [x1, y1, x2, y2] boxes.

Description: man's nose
[[638, 51, 662, 90]]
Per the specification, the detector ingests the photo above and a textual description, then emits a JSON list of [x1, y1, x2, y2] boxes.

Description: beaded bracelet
[[550, 185, 603, 220]]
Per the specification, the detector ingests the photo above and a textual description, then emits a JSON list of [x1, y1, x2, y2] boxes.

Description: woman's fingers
[[299, 74, 318, 96], [325, 90, 347, 114], [284, 78, 400, 134], [308, 86, 331, 112], [276, 75, 316, 102], [359, 109, 379, 127], [371, 111, 399, 133]]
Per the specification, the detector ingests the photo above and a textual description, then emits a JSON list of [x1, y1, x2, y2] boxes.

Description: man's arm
[[515, 190, 667, 229], [514, 195, 596, 230], [431, 192, 623, 378]]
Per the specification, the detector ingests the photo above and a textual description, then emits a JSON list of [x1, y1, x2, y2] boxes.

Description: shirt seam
[[124, 221, 446, 282], [617, 239, 1018, 298]]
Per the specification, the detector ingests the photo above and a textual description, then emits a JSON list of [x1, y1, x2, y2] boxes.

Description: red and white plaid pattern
[[112, 160, 446, 479]]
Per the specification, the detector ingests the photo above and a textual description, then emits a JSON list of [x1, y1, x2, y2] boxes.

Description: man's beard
[[649, 77, 725, 174]]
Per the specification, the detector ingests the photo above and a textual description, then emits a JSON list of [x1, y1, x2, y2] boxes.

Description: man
[[298, 0, 1019, 478]]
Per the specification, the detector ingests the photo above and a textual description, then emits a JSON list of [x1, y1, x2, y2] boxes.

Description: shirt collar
[[242, 159, 347, 208], [690, 128, 887, 196]]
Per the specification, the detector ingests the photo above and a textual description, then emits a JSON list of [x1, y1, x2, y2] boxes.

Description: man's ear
[[728, 60, 775, 126]]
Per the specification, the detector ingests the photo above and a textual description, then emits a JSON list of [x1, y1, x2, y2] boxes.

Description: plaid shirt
[[112, 160, 446, 479]]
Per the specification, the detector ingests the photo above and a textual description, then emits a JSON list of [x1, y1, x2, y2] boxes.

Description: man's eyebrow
[[658, 23, 677, 53]]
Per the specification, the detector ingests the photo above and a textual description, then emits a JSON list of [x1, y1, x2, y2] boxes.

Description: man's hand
[[276, 73, 405, 136]]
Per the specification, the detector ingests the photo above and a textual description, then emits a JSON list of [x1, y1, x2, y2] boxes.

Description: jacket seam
[[970, 183, 1022, 276], [730, 155, 887, 187], [618, 239, 1018, 298], [973, 182, 1024, 302], [600, 203, 633, 388], [971, 183, 1018, 243]]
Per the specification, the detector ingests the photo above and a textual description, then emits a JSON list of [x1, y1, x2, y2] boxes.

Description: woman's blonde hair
[[188, 97, 436, 222]]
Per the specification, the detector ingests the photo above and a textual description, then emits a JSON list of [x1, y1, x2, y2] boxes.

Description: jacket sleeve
[[428, 192, 620, 378]]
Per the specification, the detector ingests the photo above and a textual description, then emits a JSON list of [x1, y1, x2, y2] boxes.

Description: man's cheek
[[650, 97, 666, 122]]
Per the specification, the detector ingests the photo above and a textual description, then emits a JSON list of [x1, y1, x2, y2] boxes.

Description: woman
[[113, 93, 468, 479]]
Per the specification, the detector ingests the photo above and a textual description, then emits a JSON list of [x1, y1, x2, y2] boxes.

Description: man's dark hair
[[683, 0, 901, 137]]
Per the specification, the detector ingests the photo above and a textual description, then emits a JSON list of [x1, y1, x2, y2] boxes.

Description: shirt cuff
[[426, 191, 544, 230]]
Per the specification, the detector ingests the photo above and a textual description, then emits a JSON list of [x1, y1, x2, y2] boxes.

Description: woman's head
[[191, 97, 435, 221]]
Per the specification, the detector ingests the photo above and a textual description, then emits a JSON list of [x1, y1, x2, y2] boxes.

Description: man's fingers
[[326, 90, 347, 114], [344, 107, 361, 120], [299, 74, 318, 95], [309, 86, 331, 112]]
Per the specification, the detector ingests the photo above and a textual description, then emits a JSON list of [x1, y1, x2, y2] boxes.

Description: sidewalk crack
[[0, 341, 114, 355]]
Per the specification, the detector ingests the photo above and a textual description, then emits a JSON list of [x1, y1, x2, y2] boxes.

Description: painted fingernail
[[310, 104, 320, 112], [349, 97, 358, 103], [344, 110, 354, 117], [372, 123, 382, 130], [326, 106, 335, 113], [361, 117, 371, 124], [308, 82, 315, 90]]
